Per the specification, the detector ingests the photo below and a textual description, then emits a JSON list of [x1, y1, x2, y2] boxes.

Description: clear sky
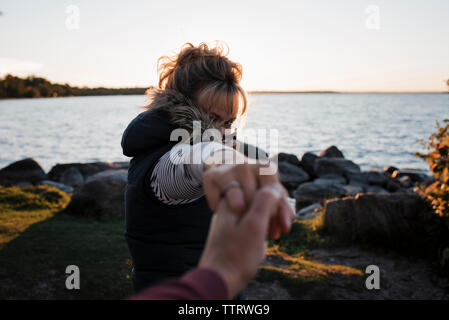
[[0, 0, 448, 92]]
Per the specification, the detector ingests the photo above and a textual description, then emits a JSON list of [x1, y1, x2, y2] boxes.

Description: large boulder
[[347, 171, 389, 190], [365, 185, 388, 194], [362, 171, 387, 186], [323, 193, 449, 253], [278, 161, 310, 191], [273, 152, 302, 168], [60, 167, 84, 188], [313, 174, 346, 187], [65, 169, 127, 218], [347, 172, 368, 187], [341, 184, 364, 196], [47, 161, 129, 181], [314, 158, 361, 177], [300, 152, 318, 177], [0, 158, 47, 186], [294, 181, 346, 210], [318, 145, 344, 158]]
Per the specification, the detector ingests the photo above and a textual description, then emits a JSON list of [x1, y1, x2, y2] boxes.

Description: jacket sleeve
[[127, 268, 228, 300], [148, 141, 234, 205]]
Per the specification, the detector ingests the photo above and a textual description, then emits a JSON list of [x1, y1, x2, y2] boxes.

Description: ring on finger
[[220, 180, 241, 197]]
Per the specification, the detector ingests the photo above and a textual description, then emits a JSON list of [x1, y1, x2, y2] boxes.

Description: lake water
[[0, 93, 448, 172]]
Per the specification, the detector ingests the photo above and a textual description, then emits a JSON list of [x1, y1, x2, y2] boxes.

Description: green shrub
[[416, 120, 449, 222], [416, 120, 449, 272]]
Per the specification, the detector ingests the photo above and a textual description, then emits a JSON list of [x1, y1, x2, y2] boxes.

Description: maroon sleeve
[[128, 268, 229, 300]]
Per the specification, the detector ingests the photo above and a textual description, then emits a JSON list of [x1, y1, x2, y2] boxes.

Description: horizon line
[[2, 74, 447, 94], [247, 90, 448, 94]]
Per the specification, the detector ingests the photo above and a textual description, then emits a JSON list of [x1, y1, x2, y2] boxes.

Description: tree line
[[0, 74, 148, 98]]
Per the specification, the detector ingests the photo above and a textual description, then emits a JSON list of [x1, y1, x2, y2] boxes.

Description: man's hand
[[198, 184, 285, 299]]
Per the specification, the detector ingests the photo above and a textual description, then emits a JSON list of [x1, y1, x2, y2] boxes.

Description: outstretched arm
[[149, 141, 235, 205]]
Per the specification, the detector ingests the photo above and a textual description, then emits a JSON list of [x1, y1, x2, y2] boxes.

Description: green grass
[[268, 216, 326, 255], [0, 185, 364, 300], [0, 185, 132, 299], [258, 215, 364, 299]]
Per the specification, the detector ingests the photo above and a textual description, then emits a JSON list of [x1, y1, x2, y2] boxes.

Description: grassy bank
[[0, 185, 132, 299], [254, 217, 366, 299], [1, 185, 447, 300], [0, 185, 355, 300]]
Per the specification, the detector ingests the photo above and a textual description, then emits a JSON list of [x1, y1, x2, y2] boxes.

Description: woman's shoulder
[[121, 109, 175, 158]]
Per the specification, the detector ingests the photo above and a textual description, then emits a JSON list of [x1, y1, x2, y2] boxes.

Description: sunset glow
[[0, 0, 448, 92]]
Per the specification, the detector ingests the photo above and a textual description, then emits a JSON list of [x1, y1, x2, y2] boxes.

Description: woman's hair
[[147, 41, 247, 117]]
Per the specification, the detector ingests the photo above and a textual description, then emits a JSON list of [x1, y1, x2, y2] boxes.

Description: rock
[[318, 145, 344, 158], [341, 184, 364, 196], [47, 161, 129, 181], [383, 166, 399, 176], [313, 174, 346, 187], [296, 203, 322, 220], [314, 158, 361, 178], [392, 169, 429, 184], [273, 152, 302, 167], [300, 152, 318, 177], [384, 176, 401, 192], [38, 180, 74, 193], [365, 185, 388, 194], [398, 176, 412, 188], [0, 158, 47, 186], [294, 182, 346, 210], [278, 162, 310, 191], [60, 167, 84, 188], [323, 193, 449, 253], [362, 171, 387, 186], [347, 172, 368, 187], [65, 169, 127, 218]]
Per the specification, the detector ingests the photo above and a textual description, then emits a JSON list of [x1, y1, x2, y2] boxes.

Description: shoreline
[[0, 157, 432, 178], [1, 92, 448, 101]]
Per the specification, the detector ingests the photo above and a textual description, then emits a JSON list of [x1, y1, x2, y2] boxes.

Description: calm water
[[0, 94, 448, 172]]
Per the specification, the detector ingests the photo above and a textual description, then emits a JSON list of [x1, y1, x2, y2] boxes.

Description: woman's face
[[193, 88, 240, 135], [207, 105, 237, 131]]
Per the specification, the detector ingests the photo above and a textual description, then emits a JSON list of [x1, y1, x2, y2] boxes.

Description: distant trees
[[0, 74, 148, 99]]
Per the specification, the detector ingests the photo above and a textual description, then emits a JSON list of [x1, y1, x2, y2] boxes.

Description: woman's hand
[[203, 149, 294, 239], [199, 185, 285, 299]]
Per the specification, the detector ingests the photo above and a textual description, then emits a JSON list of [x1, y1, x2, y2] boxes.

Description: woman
[[121, 42, 293, 295]]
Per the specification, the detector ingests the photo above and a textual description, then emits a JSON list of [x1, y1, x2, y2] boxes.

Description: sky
[[0, 0, 448, 92]]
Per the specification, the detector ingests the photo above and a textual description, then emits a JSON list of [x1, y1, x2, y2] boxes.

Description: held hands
[[203, 149, 295, 239], [199, 184, 285, 299]]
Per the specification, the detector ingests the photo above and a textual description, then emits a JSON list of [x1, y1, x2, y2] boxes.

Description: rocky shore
[[0, 145, 436, 222], [0, 158, 129, 218], [274, 146, 449, 255]]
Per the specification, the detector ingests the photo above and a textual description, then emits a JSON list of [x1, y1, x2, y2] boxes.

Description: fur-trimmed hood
[[148, 89, 217, 133], [121, 89, 218, 157]]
